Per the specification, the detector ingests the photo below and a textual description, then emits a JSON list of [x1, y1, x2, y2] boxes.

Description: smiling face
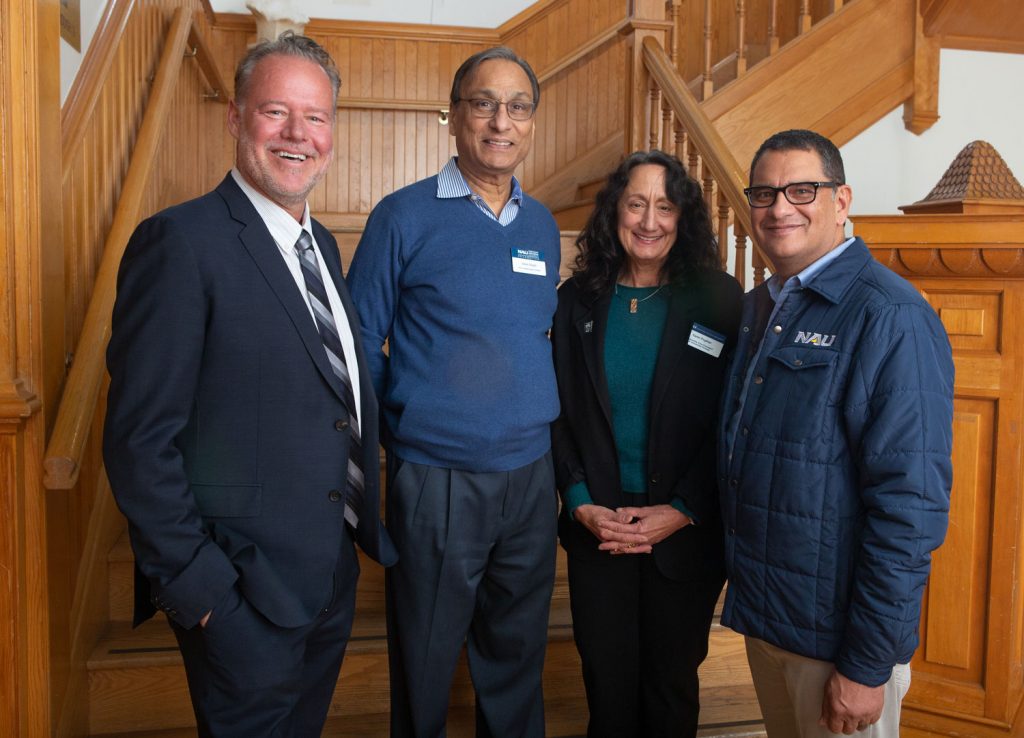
[[449, 58, 536, 187], [228, 54, 335, 220], [749, 148, 852, 280], [616, 163, 680, 279]]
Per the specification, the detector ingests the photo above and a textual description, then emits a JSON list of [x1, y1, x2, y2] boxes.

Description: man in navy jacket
[[103, 33, 395, 736], [718, 129, 954, 736]]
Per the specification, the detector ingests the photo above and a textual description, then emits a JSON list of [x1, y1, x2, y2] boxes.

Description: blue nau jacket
[[717, 237, 954, 687]]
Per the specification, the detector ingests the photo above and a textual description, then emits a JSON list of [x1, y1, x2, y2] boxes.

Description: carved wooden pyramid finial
[[900, 140, 1024, 214]]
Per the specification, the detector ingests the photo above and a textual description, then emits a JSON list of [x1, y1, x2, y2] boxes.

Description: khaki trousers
[[745, 636, 911, 738]]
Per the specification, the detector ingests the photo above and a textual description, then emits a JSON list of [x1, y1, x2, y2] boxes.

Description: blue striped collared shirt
[[436, 156, 524, 226]]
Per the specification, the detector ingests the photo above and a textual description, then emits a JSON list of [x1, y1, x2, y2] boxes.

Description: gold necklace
[[615, 283, 665, 314]]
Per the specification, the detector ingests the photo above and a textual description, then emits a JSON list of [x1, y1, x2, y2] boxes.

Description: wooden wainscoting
[[201, 0, 631, 220]]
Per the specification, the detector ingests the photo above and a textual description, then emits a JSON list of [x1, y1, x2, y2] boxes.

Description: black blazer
[[104, 175, 396, 630], [551, 269, 741, 582]]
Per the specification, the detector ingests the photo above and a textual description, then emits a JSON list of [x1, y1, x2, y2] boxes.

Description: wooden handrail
[[338, 96, 448, 113], [640, 35, 754, 240], [44, 7, 195, 490], [187, 22, 230, 100]]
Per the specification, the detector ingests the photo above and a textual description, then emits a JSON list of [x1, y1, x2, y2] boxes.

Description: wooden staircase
[[87, 525, 762, 736]]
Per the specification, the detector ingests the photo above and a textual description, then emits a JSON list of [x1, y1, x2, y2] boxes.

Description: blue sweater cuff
[[671, 497, 697, 525], [565, 481, 593, 519]]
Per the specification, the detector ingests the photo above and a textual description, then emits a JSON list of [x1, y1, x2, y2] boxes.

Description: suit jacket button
[[649, 473, 660, 485], [335, 419, 349, 432], [328, 489, 343, 502]]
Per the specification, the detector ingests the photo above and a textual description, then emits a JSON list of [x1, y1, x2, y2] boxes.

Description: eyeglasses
[[455, 97, 537, 121], [743, 181, 839, 208]]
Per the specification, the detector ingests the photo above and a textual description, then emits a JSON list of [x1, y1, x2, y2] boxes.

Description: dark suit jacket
[[103, 174, 396, 630], [551, 269, 741, 583]]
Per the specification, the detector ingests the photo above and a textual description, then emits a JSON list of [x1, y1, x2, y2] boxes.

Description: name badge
[[511, 248, 547, 276], [687, 323, 726, 358]]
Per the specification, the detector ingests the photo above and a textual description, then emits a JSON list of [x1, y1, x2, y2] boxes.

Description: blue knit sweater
[[346, 175, 561, 472]]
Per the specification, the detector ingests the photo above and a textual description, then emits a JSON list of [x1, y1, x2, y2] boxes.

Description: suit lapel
[[217, 177, 346, 403], [574, 294, 614, 432]]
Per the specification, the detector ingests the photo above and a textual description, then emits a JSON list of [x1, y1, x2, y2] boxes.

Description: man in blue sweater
[[346, 47, 560, 738], [719, 130, 954, 737]]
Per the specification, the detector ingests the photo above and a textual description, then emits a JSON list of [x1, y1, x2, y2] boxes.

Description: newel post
[[623, 0, 673, 153]]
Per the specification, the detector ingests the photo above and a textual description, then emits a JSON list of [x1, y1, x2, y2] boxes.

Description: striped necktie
[[295, 230, 363, 528]]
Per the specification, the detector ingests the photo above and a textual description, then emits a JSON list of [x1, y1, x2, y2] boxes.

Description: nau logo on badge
[[794, 331, 836, 347]]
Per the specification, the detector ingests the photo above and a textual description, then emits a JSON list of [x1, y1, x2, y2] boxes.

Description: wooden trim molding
[[0, 379, 41, 418], [316, 212, 370, 232], [338, 96, 448, 113], [212, 12, 498, 44], [903, 0, 940, 135], [856, 215, 1024, 277], [871, 246, 1024, 278], [498, 0, 571, 37]]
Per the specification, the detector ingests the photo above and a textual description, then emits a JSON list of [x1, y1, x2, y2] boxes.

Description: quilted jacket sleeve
[[836, 298, 954, 686]]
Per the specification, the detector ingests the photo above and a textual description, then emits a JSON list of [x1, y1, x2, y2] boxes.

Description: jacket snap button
[[328, 489, 342, 502], [335, 419, 349, 431], [773, 325, 782, 334], [754, 376, 763, 384], [793, 359, 803, 366], [649, 473, 660, 484]]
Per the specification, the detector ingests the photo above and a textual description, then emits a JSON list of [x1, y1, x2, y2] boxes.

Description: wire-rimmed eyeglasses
[[743, 181, 840, 208], [454, 97, 537, 121]]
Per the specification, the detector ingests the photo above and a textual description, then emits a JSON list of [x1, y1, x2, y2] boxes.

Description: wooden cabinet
[[855, 213, 1024, 736]]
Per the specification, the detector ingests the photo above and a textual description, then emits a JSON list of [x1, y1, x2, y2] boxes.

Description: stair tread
[[91, 588, 576, 671]]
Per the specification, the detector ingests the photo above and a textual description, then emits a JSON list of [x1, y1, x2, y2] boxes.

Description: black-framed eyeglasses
[[454, 97, 536, 121], [743, 181, 840, 208]]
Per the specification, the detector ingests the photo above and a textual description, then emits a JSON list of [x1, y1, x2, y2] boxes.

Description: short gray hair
[[449, 47, 540, 109], [234, 31, 341, 108]]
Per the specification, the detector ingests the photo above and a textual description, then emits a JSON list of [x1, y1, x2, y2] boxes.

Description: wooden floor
[[89, 619, 764, 737], [91, 536, 764, 737]]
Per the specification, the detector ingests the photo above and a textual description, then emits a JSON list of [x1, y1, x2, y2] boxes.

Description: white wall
[[60, 0, 110, 103], [844, 48, 1024, 218]]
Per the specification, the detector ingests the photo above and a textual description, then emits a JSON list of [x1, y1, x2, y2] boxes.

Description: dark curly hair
[[572, 150, 720, 299]]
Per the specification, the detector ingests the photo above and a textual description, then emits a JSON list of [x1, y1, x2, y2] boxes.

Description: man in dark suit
[[103, 32, 395, 737]]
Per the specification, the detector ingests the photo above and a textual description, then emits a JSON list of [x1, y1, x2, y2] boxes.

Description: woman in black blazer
[[551, 150, 742, 738]]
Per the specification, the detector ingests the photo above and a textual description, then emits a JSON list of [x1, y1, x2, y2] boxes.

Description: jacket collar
[[799, 237, 872, 305], [215, 174, 347, 403]]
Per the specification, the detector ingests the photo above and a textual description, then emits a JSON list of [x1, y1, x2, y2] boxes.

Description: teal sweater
[[564, 285, 692, 519]]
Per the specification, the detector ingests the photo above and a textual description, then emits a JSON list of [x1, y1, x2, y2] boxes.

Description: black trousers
[[170, 534, 359, 738], [385, 452, 558, 738], [566, 548, 724, 738]]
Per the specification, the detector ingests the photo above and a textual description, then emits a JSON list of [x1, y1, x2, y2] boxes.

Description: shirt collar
[[436, 156, 524, 206], [231, 168, 312, 250], [767, 236, 856, 303]]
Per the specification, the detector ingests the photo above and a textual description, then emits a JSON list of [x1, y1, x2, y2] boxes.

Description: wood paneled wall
[[54, 0, 222, 733], [202, 0, 631, 226]]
